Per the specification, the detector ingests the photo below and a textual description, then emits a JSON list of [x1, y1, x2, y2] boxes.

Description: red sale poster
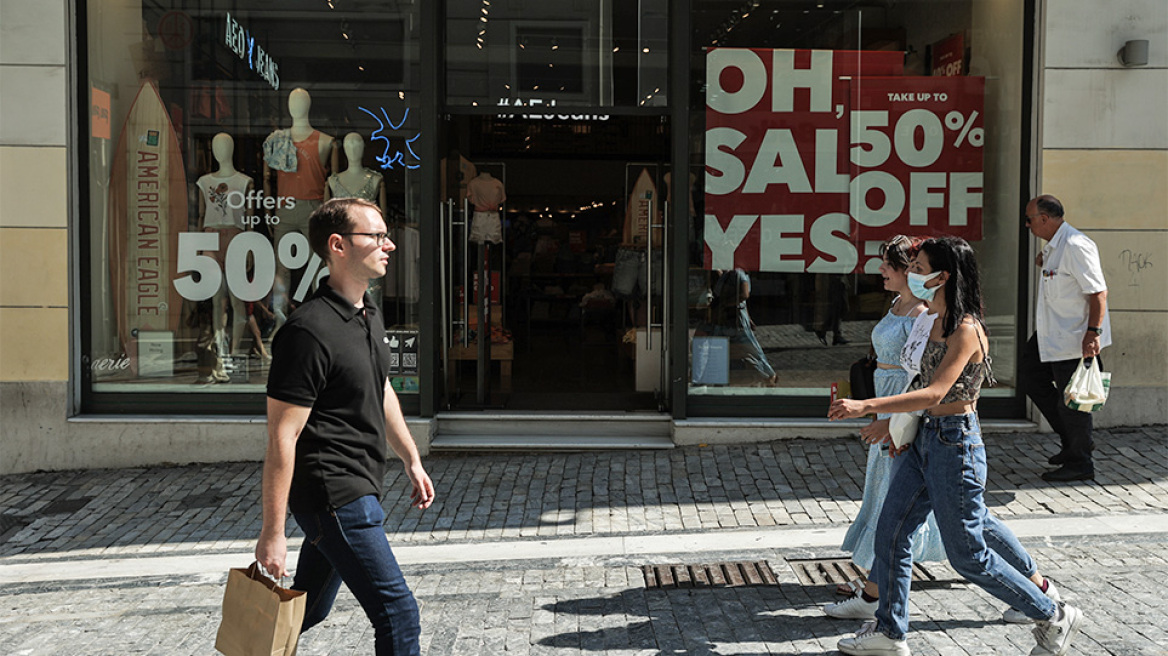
[[932, 33, 965, 77], [850, 76, 985, 243], [703, 48, 985, 274]]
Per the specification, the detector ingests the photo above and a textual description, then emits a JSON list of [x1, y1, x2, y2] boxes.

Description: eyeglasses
[[340, 232, 391, 245]]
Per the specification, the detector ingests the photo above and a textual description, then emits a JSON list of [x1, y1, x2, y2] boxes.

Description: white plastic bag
[[1064, 357, 1110, 412], [888, 411, 921, 448]]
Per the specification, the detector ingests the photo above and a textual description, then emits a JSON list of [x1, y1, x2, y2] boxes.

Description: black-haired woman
[[829, 237, 1083, 656], [826, 235, 945, 621]]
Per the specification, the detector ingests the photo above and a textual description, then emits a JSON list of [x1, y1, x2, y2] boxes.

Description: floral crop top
[[916, 338, 996, 403]]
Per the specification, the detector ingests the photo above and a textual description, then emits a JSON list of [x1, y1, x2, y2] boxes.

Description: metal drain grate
[[787, 558, 938, 586], [642, 561, 778, 589]]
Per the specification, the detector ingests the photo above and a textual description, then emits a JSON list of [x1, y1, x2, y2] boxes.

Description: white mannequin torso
[[199, 133, 252, 230]]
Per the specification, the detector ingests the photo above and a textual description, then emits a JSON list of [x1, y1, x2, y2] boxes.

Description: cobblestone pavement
[[1, 426, 1166, 655]]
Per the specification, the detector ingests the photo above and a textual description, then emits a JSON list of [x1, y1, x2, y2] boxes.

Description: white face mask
[[907, 270, 944, 301]]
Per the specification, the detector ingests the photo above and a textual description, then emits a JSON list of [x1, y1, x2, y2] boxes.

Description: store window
[[83, 1, 422, 410], [687, 1, 1027, 410], [445, 0, 668, 109]]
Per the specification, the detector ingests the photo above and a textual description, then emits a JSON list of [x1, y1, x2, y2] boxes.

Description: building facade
[[1, 0, 1165, 474]]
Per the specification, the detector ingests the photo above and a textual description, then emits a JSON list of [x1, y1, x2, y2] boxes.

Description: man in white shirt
[[1019, 195, 1111, 482]]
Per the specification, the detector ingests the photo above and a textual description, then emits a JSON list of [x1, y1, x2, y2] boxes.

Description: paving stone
[[1, 427, 1166, 653]]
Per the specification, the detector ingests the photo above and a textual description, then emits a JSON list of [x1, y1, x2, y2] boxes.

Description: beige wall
[[1038, 0, 1168, 426], [0, 0, 69, 382]]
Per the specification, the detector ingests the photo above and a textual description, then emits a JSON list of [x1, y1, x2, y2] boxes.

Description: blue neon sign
[[359, 106, 421, 171]]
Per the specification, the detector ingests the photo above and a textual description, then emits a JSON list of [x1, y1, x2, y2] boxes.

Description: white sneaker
[[1029, 602, 1083, 656], [825, 591, 878, 619], [1003, 579, 1061, 624], [837, 620, 911, 656]]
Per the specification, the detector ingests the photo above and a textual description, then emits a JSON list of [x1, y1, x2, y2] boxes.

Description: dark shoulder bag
[[849, 355, 877, 400]]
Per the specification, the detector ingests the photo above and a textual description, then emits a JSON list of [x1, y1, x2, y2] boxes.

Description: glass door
[[438, 0, 675, 412], [437, 113, 671, 411]]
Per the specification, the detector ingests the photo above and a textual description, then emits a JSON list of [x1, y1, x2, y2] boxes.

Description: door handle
[[461, 199, 469, 347], [661, 200, 669, 355]]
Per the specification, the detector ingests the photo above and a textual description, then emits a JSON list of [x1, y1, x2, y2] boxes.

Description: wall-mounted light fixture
[[1118, 39, 1149, 67]]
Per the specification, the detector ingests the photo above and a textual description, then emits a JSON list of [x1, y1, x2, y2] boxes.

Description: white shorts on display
[[470, 211, 502, 244]]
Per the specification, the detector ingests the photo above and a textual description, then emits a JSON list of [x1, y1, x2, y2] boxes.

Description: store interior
[[441, 115, 670, 411]]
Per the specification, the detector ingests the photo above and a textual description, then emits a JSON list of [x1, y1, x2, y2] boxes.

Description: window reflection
[[85, 1, 423, 400], [688, 0, 1024, 398]]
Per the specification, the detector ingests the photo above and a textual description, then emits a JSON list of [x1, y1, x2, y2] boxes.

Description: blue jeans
[[872, 413, 1058, 639], [292, 495, 421, 656]]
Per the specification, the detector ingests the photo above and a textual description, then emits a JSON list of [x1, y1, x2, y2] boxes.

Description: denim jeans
[[292, 495, 421, 656], [872, 413, 1058, 639], [1018, 334, 1097, 471]]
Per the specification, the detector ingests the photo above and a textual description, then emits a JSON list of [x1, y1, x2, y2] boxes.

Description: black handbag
[[849, 355, 877, 400]]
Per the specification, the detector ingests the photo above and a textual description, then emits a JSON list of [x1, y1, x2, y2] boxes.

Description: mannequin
[[262, 88, 337, 323], [325, 133, 387, 213], [326, 132, 388, 308], [465, 171, 506, 244], [195, 133, 252, 382]]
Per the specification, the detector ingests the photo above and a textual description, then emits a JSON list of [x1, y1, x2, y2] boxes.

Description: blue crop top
[[871, 304, 917, 366]]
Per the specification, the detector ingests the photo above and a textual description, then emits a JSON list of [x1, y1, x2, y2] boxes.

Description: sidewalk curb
[[4, 512, 1166, 586]]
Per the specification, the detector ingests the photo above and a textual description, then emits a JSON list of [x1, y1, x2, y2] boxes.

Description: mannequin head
[[288, 88, 311, 119], [343, 132, 365, 169], [211, 133, 234, 169]]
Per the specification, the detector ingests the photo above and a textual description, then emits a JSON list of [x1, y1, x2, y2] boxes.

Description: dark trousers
[[1018, 334, 1096, 471], [293, 495, 421, 656]]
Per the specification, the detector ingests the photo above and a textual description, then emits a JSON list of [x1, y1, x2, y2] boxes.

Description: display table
[[447, 342, 514, 392]]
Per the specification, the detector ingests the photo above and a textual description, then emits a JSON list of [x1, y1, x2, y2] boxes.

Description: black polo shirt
[[267, 279, 390, 513]]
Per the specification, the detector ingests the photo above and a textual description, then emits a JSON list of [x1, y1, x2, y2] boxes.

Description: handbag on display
[[215, 562, 306, 656], [849, 355, 877, 400], [1064, 356, 1111, 412]]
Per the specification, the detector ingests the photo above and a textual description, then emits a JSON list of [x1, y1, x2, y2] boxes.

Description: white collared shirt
[[1035, 222, 1111, 362]]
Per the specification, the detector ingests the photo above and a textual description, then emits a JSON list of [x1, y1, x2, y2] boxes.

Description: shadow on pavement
[[535, 582, 1000, 655]]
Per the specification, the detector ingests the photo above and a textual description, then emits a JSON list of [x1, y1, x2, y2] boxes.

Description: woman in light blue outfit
[[825, 236, 945, 621], [830, 237, 1081, 656]]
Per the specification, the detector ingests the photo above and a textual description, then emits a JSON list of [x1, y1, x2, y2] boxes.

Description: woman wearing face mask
[[824, 236, 946, 621], [828, 237, 1083, 656]]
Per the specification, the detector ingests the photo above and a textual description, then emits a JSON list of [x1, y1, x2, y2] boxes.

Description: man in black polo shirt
[[256, 197, 434, 655]]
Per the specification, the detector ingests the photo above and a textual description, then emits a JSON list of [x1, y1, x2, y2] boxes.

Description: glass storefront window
[[687, 1, 1026, 405], [446, 0, 668, 109], [84, 1, 422, 407]]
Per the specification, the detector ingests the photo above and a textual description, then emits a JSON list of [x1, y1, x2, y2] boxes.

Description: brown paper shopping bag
[[215, 563, 306, 656]]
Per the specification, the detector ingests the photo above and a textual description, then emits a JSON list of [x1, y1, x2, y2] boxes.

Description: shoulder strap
[[974, 320, 996, 388]]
